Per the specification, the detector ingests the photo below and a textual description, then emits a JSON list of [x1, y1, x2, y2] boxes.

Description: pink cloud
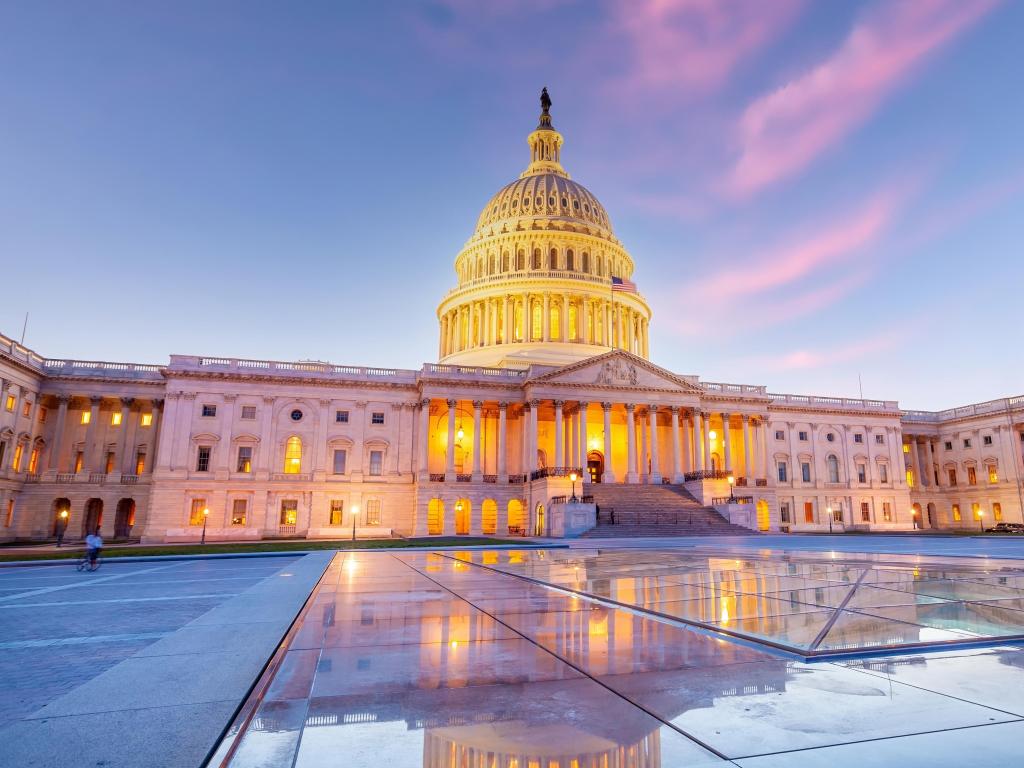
[[742, 329, 905, 372], [723, 0, 1000, 198], [607, 0, 804, 97]]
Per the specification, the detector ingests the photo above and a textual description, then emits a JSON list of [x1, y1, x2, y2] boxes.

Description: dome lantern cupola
[[522, 87, 569, 180]]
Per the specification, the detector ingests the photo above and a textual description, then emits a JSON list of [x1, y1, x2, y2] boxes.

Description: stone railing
[[508, 474, 527, 484], [770, 393, 899, 411], [442, 271, 618, 301], [41, 359, 164, 380], [270, 472, 313, 481], [702, 382, 768, 396], [421, 363, 526, 380], [170, 355, 418, 384], [902, 395, 1024, 423], [0, 332, 47, 372]]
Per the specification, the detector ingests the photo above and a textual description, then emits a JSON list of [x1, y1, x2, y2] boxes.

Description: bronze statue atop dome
[[540, 87, 551, 115]]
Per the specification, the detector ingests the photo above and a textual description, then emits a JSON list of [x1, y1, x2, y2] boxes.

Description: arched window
[[516, 250, 525, 270], [550, 304, 561, 340], [531, 301, 542, 340], [827, 455, 840, 483], [284, 436, 302, 474], [582, 252, 590, 273], [550, 248, 558, 269], [504, 251, 512, 272], [476, 257, 484, 278], [488, 254, 495, 274], [531, 248, 541, 270], [566, 249, 574, 271]]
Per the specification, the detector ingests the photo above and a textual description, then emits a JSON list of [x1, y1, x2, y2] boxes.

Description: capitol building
[[1, 92, 1022, 543]]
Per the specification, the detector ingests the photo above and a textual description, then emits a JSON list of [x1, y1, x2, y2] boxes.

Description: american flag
[[611, 276, 637, 293]]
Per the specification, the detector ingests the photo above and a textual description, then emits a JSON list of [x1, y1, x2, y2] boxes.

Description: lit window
[[38, 406, 47, 423], [74, 451, 84, 473], [988, 465, 998, 483], [284, 436, 302, 474], [241, 406, 256, 420], [902, 443, 910, 454], [280, 499, 297, 526], [882, 502, 892, 522], [231, 499, 247, 526], [972, 502, 981, 520], [335, 410, 349, 423], [28, 447, 40, 473], [4, 499, 13, 528], [906, 469, 914, 487], [81, 411, 91, 425], [952, 504, 962, 522], [804, 501, 814, 523], [189, 499, 207, 526], [967, 466, 977, 485], [135, 452, 146, 475], [22, 401, 31, 418], [371, 412, 385, 425], [237, 446, 252, 473], [201, 404, 217, 418], [332, 450, 347, 475], [777, 461, 787, 482], [366, 499, 381, 526], [369, 450, 383, 476], [329, 500, 344, 526], [140, 413, 153, 427], [105, 452, 115, 474], [861, 502, 871, 522], [12, 444, 24, 473], [111, 412, 122, 426], [196, 446, 211, 472], [994, 502, 1003, 521], [4, 394, 13, 412], [948, 468, 957, 485]]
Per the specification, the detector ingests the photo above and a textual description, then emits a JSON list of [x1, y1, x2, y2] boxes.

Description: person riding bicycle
[[85, 530, 103, 567]]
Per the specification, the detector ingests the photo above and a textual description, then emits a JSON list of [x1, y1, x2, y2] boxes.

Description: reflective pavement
[[218, 547, 1024, 767]]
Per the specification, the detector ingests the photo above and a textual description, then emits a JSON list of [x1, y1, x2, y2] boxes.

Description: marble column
[[649, 405, 662, 483], [554, 400, 564, 467], [637, 408, 646, 480], [445, 399, 457, 481], [522, 293, 531, 341], [83, 396, 101, 473], [693, 410, 704, 472], [926, 438, 937, 487], [625, 403, 638, 484], [703, 412, 713, 473], [502, 295, 510, 344], [528, 399, 539, 472], [907, 434, 921, 488], [758, 418, 769, 478], [417, 399, 431, 476], [742, 416, 753, 479], [579, 402, 590, 483], [49, 395, 70, 473], [562, 294, 570, 341], [670, 406, 683, 483], [722, 413, 732, 473], [602, 402, 615, 483], [542, 293, 551, 341], [497, 402, 508, 481], [471, 400, 483, 481]]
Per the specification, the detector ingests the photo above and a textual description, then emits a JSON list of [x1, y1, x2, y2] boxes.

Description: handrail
[[684, 469, 732, 481], [712, 495, 753, 505], [529, 466, 584, 481]]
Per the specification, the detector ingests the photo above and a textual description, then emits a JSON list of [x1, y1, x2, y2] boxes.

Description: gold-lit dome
[[437, 89, 651, 368]]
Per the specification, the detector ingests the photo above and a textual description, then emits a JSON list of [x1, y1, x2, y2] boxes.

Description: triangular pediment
[[528, 350, 702, 393]]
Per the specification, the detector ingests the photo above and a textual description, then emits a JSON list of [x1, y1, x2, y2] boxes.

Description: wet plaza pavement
[[217, 547, 1024, 767]]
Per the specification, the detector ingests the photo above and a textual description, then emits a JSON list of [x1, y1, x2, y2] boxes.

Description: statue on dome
[[540, 87, 552, 115]]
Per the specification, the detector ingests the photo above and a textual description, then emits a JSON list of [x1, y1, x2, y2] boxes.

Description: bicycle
[[76, 551, 102, 572]]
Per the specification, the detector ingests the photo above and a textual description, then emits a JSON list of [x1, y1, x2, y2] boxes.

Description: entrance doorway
[[534, 503, 545, 536], [114, 498, 135, 538], [52, 498, 71, 536], [927, 502, 936, 529], [455, 499, 471, 535], [82, 499, 103, 536], [756, 500, 770, 531], [587, 451, 604, 483]]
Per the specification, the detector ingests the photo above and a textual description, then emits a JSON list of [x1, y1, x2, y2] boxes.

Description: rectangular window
[[135, 452, 146, 475], [902, 443, 910, 454], [189, 499, 207, 526], [38, 406, 47, 423], [140, 412, 153, 427], [369, 450, 383, 476], [777, 461, 787, 482], [332, 449, 347, 475], [775, 430, 785, 441], [801, 462, 811, 483], [875, 433, 884, 445], [798, 431, 808, 441], [231, 499, 247, 526], [280, 499, 297, 526], [28, 447, 40, 473], [963, 438, 971, 449], [365, 499, 381, 526], [4, 394, 14, 412], [967, 466, 977, 485], [952, 504, 962, 522], [972, 502, 981, 521], [4, 499, 13, 528], [105, 452, 115, 474], [804, 501, 814, 524], [371, 412, 385, 425], [74, 451, 84, 473], [860, 502, 871, 522], [22, 400, 31, 418], [993, 502, 1002, 521], [0, 442, 7, 470], [857, 463, 867, 483], [948, 468, 957, 485], [12, 443, 24, 473], [196, 446, 211, 472], [237, 446, 253, 473], [983, 435, 993, 446], [879, 464, 888, 483], [854, 433, 863, 444], [906, 469, 915, 488], [944, 440, 952, 451], [241, 406, 257, 420], [111, 412, 122, 426], [201, 404, 217, 418], [329, 500, 344, 525], [988, 465, 998, 483], [81, 411, 90, 425], [882, 502, 892, 522], [335, 410, 349, 423], [779, 503, 791, 523]]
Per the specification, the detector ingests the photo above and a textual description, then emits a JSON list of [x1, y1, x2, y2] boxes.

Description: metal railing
[[508, 474, 527, 484], [455, 474, 472, 483], [429, 473, 445, 482], [712, 495, 753, 505], [684, 469, 732, 481], [483, 474, 497, 483], [529, 466, 584, 481]]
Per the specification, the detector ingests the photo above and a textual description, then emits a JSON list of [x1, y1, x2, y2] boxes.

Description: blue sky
[[1, 1, 1021, 410]]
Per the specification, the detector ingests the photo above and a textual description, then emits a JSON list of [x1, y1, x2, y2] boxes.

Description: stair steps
[[580, 483, 755, 538]]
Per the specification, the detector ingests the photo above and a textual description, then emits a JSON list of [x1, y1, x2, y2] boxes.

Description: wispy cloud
[[743, 329, 906, 372], [722, 0, 999, 198]]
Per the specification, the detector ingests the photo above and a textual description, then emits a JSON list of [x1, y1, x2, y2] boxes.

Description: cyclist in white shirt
[[85, 531, 103, 566]]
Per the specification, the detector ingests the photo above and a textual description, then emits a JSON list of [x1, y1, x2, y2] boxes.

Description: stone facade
[[1, 94, 1021, 541]]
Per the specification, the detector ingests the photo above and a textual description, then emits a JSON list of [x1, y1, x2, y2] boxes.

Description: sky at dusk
[[1, 0, 1021, 410]]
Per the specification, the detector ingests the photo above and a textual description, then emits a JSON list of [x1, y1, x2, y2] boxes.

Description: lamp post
[[827, 505, 833, 534], [201, 507, 209, 544], [727, 475, 736, 503], [911, 509, 919, 530], [351, 504, 360, 542], [57, 509, 69, 547], [569, 471, 578, 502], [455, 501, 464, 535], [978, 509, 985, 534]]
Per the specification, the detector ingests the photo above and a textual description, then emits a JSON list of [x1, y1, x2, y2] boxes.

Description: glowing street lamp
[[911, 508, 919, 530], [351, 504, 360, 542], [978, 508, 985, 534], [201, 507, 209, 544], [569, 471, 578, 502], [57, 509, 69, 547], [827, 505, 833, 534], [727, 474, 736, 503]]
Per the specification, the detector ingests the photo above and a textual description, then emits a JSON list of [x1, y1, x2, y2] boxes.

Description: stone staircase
[[580, 483, 756, 538]]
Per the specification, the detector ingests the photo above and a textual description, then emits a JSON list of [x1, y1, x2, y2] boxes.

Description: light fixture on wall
[[709, 430, 717, 441]]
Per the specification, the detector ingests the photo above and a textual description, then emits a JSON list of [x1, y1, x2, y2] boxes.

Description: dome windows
[[561, 197, 568, 208], [548, 196, 555, 207], [584, 204, 590, 213], [532, 248, 541, 270], [573, 200, 580, 210], [566, 249, 575, 271]]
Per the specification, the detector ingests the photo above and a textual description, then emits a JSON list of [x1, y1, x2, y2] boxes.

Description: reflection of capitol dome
[[438, 89, 651, 368]]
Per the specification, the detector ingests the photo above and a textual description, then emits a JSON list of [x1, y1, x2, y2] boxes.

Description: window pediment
[[231, 432, 261, 444], [191, 432, 221, 443]]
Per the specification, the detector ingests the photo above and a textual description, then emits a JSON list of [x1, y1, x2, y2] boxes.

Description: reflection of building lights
[[450, 640, 459, 649], [456, 427, 464, 441], [720, 599, 731, 624], [345, 558, 358, 575]]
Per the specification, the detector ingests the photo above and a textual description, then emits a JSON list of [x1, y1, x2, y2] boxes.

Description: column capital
[[625, 402, 636, 412], [319, 398, 332, 407], [578, 401, 589, 409], [89, 395, 103, 406], [55, 393, 71, 405], [151, 398, 164, 409], [420, 398, 431, 409], [262, 396, 275, 405], [529, 398, 540, 407], [741, 413, 750, 423], [446, 398, 458, 408], [472, 400, 483, 409], [553, 400, 564, 408], [498, 401, 509, 410], [181, 392, 197, 401], [669, 405, 679, 414], [648, 404, 658, 413], [601, 402, 613, 411], [119, 397, 135, 408]]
